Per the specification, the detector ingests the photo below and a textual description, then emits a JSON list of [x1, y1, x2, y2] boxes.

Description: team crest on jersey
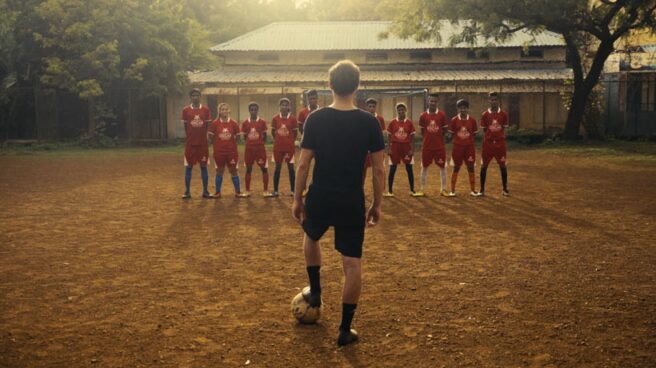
[[427, 120, 440, 133], [490, 119, 502, 132], [248, 128, 260, 140], [219, 128, 232, 140], [395, 127, 408, 140], [190, 115, 204, 128], [278, 124, 290, 137], [457, 126, 470, 139]]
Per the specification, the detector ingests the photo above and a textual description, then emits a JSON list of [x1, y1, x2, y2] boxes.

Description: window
[[466, 50, 490, 59], [410, 51, 432, 60], [521, 48, 544, 58], [366, 52, 388, 62], [324, 52, 346, 61], [257, 54, 279, 61]]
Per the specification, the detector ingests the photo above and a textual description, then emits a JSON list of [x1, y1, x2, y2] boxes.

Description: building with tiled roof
[[167, 21, 573, 138]]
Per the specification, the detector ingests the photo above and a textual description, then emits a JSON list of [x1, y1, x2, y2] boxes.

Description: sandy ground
[[0, 146, 655, 367]]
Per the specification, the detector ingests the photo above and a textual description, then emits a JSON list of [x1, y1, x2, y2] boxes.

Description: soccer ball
[[291, 287, 321, 324]]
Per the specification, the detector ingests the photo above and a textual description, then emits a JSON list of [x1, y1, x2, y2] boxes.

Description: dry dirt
[[1, 146, 655, 367]]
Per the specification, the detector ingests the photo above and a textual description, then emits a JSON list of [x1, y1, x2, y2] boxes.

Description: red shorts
[[273, 149, 295, 164], [482, 141, 507, 167], [214, 150, 239, 169], [184, 145, 209, 167], [245, 145, 268, 168], [451, 144, 476, 168], [421, 148, 446, 168], [390, 143, 414, 165]]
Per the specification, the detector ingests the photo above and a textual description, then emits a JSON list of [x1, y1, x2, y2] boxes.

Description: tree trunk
[[563, 40, 615, 139], [88, 98, 96, 137]]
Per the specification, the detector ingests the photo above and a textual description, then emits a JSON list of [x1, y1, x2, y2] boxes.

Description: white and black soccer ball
[[290, 287, 321, 324]]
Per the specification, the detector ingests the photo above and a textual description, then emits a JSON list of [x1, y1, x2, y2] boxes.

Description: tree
[[382, 0, 656, 139], [302, 0, 387, 21], [31, 0, 215, 136]]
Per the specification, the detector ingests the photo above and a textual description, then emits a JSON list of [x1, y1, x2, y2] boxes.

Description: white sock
[[420, 166, 428, 191], [440, 167, 447, 191]]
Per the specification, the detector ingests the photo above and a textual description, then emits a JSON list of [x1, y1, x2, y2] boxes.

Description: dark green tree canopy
[[383, 0, 656, 138]]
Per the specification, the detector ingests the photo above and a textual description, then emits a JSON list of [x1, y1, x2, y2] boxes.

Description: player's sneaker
[[270, 191, 279, 197], [337, 329, 359, 346], [181, 192, 191, 200], [289, 191, 295, 197], [240, 192, 251, 198], [410, 191, 425, 197], [263, 192, 275, 198], [440, 190, 451, 197], [301, 286, 322, 307], [470, 191, 482, 197], [202, 191, 212, 199], [445, 191, 457, 197], [383, 192, 395, 198], [235, 192, 249, 198], [478, 191, 485, 197], [502, 189, 510, 197], [213, 192, 221, 198]]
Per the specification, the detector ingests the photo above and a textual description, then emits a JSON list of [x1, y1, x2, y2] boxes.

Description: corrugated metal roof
[[211, 21, 564, 52], [191, 68, 572, 84]]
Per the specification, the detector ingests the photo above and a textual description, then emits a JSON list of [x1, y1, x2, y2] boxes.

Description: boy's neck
[[330, 93, 356, 111], [459, 113, 468, 119]]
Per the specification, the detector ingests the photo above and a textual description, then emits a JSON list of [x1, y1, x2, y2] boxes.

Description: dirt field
[[1, 144, 655, 368]]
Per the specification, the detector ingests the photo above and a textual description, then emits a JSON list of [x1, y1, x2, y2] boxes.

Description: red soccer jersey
[[272, 113, 298, 152], [387, 118, 415, 144], [209, 118, 240, 153], [480, 108, 509, 143], [298, 107, 319, 130], [419, 109, 448, 150], [181, 104, 212, 147], [374, 114, 386, 131], [449, 115, 478, 146], [242, 118, 268, 146]]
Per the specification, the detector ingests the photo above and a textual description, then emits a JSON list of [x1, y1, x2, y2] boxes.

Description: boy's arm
[[292, 148, 314, 223], [367, 149, 384, 226]]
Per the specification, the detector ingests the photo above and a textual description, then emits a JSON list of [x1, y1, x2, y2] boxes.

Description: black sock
[[405, 164, 415, 192], [273, 164, 282, 192], [501, 167, 508, 191], [480, 167, 488, 193], [306, 266, 321, 295], [288, 164, 295, 192], [339, 303, 357, 332], [388, 165, 397, 192]]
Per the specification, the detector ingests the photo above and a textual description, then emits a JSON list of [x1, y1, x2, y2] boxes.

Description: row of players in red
[[180, 89, 509, 199]]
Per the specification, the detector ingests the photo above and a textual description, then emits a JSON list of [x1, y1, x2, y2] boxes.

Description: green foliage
[[382, 0, 656, 139], [32, 0, 215, 100]]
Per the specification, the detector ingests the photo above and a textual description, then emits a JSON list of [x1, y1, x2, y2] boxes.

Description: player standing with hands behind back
[[447, 99, 481, 197], [293, 60, 385, 346], [180, 89, 213, 199], [479, 92, 510, 196]]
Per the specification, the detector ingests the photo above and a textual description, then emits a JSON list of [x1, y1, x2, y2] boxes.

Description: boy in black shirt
[[293, 60, 385, 346]]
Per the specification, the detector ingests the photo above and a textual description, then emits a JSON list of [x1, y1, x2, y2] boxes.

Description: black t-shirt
[[301, 107, 385, 193]]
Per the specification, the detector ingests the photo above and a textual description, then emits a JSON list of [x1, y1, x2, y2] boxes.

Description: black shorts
[[302, 185, 366, 258]]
